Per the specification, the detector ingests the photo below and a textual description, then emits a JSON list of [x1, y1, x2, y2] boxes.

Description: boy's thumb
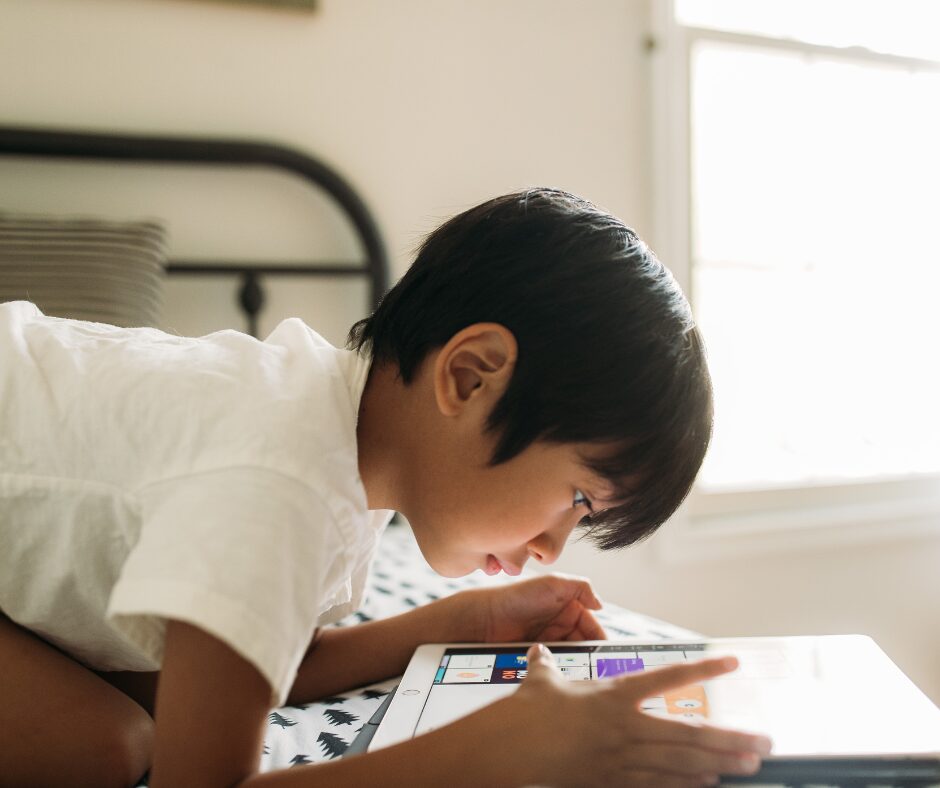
[[525, 643, 558, 680]]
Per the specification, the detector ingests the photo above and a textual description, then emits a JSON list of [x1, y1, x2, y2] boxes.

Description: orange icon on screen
[[458, 672, 478, 679], [663, 684, 710, 719]]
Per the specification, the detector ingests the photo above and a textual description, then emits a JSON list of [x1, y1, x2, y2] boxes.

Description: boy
[[0, 188, 771, 786]]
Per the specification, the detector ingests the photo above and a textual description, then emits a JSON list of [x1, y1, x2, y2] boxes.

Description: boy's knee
[[122, 712, 155, 787], [89, 709, 155, 788]]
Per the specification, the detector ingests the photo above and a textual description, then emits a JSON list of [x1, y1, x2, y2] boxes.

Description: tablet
[[367, 635, 940, 783]]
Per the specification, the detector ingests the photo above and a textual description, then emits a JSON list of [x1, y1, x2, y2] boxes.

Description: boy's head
[[350, 188, 712, 562]]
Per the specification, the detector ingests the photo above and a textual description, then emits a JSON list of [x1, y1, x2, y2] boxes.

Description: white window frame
[[648, 0, 940, 564]]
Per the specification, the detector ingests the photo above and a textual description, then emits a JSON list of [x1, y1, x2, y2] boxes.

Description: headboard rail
[[0, 125, 389, 337]]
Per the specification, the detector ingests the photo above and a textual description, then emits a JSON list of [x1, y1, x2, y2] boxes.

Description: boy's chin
[[425, 555, 482, 579], [433, 565, 478, 579]]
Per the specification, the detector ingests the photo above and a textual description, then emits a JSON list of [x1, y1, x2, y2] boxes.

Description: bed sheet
[[137, 523, 699, 781]]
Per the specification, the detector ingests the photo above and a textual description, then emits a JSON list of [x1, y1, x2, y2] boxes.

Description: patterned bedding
[[138, 522, 699, 781]]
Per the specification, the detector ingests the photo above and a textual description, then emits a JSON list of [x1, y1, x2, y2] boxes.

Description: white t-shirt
[[0, 301, 392, 706]]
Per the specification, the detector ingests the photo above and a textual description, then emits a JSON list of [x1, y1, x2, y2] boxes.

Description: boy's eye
[[573, 489, 593, 511]]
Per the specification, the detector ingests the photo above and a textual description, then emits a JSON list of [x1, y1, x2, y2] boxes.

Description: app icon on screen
[[494, 653, 528, 669], [596, 658, 645, 678]]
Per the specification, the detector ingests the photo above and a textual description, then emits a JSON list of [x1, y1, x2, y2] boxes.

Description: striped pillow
[[0, 214, 167, 328]]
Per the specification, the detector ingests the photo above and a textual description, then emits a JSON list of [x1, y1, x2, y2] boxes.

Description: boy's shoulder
[[3, 305, 371, 503], [141, 318, 370, 491]]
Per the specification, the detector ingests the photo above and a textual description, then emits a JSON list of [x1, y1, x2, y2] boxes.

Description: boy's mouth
[[484, 554, 522, 576]]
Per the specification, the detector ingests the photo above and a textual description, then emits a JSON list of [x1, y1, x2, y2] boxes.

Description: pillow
[[0, 214, 167, 328]]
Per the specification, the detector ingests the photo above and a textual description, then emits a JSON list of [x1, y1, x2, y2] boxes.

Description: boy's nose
[[527, 534, 561, 565], [527, 516, 580, 564]]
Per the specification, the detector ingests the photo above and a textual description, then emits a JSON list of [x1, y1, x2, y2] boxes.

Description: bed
[[0, 125, 700, 783], [0, 124, 388, 338]]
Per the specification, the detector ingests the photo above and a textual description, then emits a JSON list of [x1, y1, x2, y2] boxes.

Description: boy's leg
[[0, 612, 154, 788]]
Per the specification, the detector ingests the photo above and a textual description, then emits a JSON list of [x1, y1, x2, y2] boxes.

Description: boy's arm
[[285, 591, 476, 704]]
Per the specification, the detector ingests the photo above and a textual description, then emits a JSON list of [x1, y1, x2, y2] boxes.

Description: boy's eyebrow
[[575, 449, 628, 505], [583, 477, 619, 507], [581, 464, 632, 509]]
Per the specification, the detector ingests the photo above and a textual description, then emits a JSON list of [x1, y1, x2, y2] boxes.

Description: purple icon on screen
[[596, 658, 644, 678]]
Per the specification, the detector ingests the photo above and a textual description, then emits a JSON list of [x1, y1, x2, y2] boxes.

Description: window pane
[[690, 40, 940, 490], [675, 0, 940, 62]]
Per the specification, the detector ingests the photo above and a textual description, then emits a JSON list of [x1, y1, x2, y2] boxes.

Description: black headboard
[[0, 125, 389, 337]]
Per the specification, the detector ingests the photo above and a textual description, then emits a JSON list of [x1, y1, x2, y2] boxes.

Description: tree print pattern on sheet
[[323, 708, 359, 727], [316, 731, 349, 759], [268, 711, 298, 729]]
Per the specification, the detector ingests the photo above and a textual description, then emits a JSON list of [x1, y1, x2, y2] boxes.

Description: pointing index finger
[[625, 656, 739, 697]]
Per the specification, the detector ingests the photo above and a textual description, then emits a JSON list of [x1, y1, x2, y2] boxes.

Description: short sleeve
[[107, 467, 350, 707]]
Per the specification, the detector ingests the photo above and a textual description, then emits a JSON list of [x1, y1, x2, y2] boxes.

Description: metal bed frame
[[0, 125, 389, 337]]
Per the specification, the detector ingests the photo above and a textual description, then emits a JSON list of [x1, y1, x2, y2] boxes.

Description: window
[[651, 1, 940, 553]]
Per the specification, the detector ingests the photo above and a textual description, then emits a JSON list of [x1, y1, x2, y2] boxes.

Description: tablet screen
[[416, 642, 751, 736]]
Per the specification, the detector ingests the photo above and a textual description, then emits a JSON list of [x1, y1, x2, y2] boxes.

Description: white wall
[[2, 0, 937, 705], [1, 0, 654, 342]]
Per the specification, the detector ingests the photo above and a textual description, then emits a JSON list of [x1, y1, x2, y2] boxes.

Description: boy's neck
[[355, 360, 419, 513]]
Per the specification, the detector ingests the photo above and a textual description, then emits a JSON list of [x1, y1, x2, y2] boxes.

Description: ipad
[[367, 635, 940, 783]]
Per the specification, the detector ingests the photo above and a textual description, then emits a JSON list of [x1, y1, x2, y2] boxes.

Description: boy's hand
[[459, 574, 606, 643], [514, 644, 773, 787]]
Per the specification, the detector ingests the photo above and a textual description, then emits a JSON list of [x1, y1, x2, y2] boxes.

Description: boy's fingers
[[626, 657, 739, 697], [547, 573, 602, 610], [630, 742, 763, 779], [526, 643, 551, 665], [574, 579, 603, 611], [574, 607, 607, 640], [525, 643, 560, 681], [640, 716, 773, 757]]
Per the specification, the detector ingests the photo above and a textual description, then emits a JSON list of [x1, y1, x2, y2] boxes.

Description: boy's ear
[[433, 323, 518, 417]]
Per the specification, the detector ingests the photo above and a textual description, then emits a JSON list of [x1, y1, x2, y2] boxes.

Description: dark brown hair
[[349, 188, 713, 549]]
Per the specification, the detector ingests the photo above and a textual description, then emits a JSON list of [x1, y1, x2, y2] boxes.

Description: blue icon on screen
[[494, 653, 528, 668]]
